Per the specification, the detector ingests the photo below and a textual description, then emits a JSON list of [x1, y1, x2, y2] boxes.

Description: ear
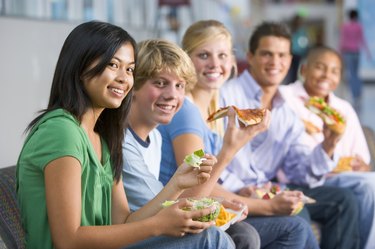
[[246, 51, 254, 67], [300, 63, 307, 80]]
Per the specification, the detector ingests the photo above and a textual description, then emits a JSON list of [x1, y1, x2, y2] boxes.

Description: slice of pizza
[[233, 106, 266, 126], [207, 107, 230, 122], [305, 97, 346, 134], [207, 106, 265, 126]]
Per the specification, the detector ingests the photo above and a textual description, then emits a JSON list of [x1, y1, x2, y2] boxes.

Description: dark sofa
[[0, 166, 25, 249]]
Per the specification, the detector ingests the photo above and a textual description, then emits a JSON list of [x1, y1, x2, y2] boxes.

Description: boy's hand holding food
[[172, 150, 216, 190], [305, 97, 345, 157], [351, 155, 371, 172], [331, 155, 370, 174], [305, 96, 346, 134], [322, 123, 343, 157]]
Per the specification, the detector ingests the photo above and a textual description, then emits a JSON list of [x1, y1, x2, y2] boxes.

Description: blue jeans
[[325, 172, 375, 249], [226, 221, 260, 249], [293, 185, 360, 249], [343, 52, 362, 102], [245, 215, 319, 249], [123, 226, 235, 249]]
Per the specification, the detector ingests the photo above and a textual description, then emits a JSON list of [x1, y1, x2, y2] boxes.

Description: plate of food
[[216, 205, 246, 231]]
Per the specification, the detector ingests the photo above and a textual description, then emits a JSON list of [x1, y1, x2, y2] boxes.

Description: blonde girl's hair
[[134, 39, 197, 92], [182, 20, 234, 136]]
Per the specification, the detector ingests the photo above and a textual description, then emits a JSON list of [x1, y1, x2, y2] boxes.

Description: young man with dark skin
[[281, 45, 374, 249]]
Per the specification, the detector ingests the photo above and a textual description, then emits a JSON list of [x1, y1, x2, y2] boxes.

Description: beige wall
[[0, 17, 76, 167], [0, 17, 149, 168]]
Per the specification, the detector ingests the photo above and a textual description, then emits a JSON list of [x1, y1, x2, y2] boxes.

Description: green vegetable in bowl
[[162, 197, 221, 222], [184, 149, 205, 169]]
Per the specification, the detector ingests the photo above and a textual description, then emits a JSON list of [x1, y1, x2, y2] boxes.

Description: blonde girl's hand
[[222, 107, 271, 152], [156, 198, 215, 237], [172, 154, 216, 190]]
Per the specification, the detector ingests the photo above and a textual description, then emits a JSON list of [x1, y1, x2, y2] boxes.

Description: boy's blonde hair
[[134, 39, 197, 91], [182, 20, 234, 135]]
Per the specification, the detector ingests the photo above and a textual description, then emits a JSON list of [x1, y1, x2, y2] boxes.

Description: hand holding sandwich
[[170, 153, 217, 190], [322, 122, 344, 157], [305, 97, 345, 157]]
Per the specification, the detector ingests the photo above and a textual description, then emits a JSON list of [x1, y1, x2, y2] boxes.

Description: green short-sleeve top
[[16, 109, 114, 249]]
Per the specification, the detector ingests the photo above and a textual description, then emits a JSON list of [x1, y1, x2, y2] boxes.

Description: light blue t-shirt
[[122, 127, 164, 211], [157, 98, 222, 186]]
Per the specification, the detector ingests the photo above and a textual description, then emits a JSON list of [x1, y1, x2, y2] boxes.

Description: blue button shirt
[[219, 70, 337, 192]]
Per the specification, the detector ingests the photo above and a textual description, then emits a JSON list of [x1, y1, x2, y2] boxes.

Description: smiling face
[[302, 50, 342, 99], [189, 37, 233, 90], [248, 36, 292, 89], [83, 43, 135, 110], [133, 70, 186, 127]]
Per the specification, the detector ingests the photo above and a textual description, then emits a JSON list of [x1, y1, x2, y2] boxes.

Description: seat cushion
[[0, 166, 25, 249]]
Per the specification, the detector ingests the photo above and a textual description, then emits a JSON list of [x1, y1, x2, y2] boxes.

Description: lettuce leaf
[[184, 149, 205, 168]]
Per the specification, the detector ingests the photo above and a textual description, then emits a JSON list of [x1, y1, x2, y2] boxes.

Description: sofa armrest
[[0, 166, 25, 249], [362, 125, 375, 171]]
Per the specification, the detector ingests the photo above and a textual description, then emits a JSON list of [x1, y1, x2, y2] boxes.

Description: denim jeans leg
[[245, 215, 319, 249], [302, 186, 360, 249], [226, 221, 261, 249], [123, 226, 235, 249], [325, 172, 375, 249]]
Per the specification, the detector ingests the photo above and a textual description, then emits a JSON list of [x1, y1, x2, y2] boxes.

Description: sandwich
[[305, 97, 346, 134]]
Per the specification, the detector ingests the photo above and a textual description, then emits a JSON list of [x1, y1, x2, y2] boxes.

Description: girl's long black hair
[[27, 21, 136, 182]]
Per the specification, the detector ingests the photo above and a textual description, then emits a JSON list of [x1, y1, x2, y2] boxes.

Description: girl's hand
[[172, 154, 216, 190], [222, 107, 271, 154], [156, 199, 215, 237]]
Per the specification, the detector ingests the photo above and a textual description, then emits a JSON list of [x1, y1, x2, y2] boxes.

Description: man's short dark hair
[[249, 21, 292, 54]]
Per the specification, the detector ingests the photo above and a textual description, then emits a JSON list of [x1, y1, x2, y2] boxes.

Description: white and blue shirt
[[219, 70, 337, 192]]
